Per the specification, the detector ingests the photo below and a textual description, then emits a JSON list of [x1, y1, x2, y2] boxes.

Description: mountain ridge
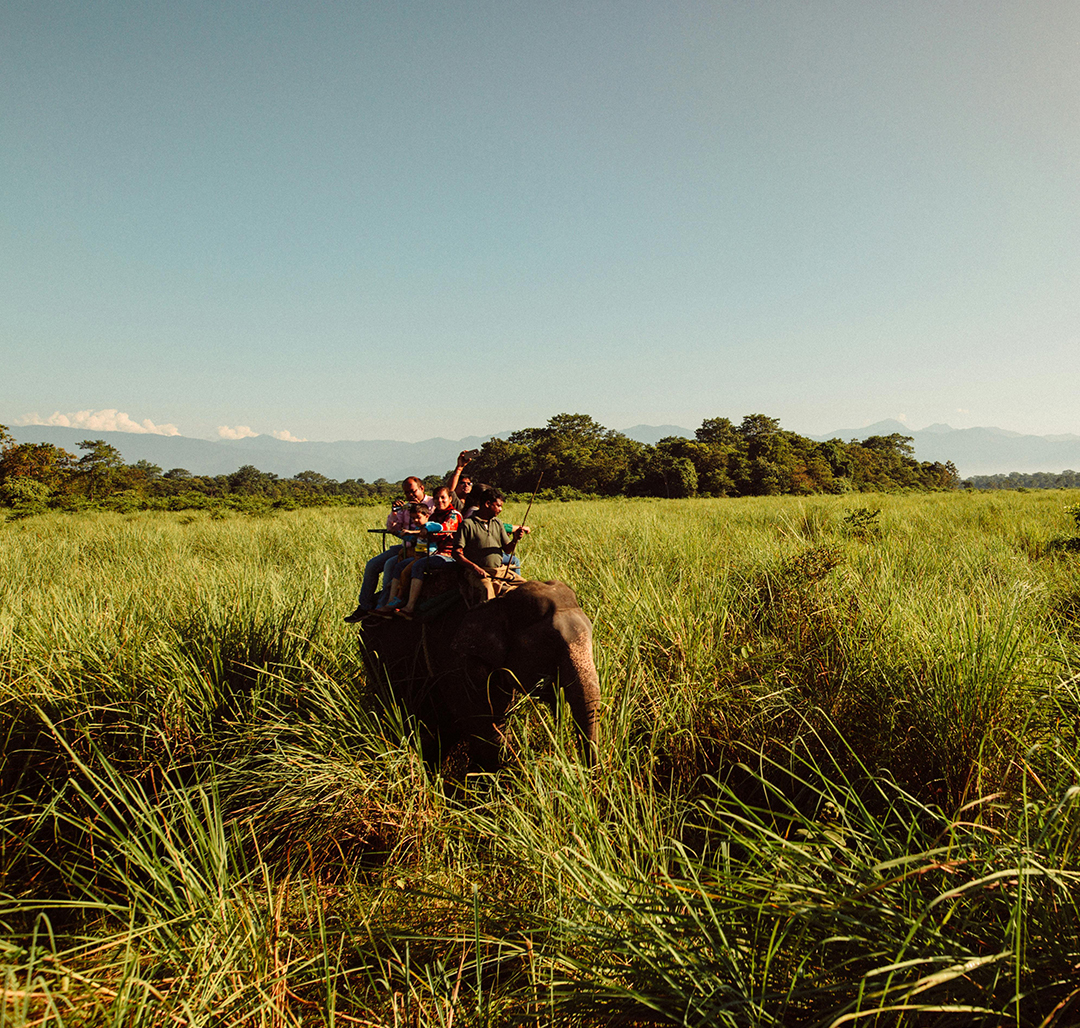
[[4, 426, 504, 483], [7, 421, 1080, 480], [806, 422, 1080, 475]]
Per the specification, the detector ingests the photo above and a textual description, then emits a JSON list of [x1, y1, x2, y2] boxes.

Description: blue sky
[[3, 0, 1077, 442]]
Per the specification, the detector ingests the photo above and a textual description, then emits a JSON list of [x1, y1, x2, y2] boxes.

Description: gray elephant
[[358, 579, 599, 771]]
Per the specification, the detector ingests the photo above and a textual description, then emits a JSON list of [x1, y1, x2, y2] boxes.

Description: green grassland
[[2, 492, 1080, 1026]]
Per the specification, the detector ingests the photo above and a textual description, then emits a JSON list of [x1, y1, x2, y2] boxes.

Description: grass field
[[2, 491, 1080, 1026]]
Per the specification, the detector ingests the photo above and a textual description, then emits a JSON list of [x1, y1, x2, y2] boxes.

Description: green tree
[[750, 456, 784, 495], [694, 450, 735, 496], [494, 414, 643, 495], [130, 459, 162, 478], [634, 437, 704, 497], [665, 456, 698, 497], [0, 477, 50, 516], [695, 417, 737, 447], [539, 413, 609, 443], [124, 459, 163, 493], [76, 439, 126, 499], [738, 414, 781, 446], [856, 434, 919, 489], [227, 465, 279, 494], [0, 440, 78, 487], [814, 439, 853, 480], [861, 433, 916, 459], [467, 437, 536, 492]]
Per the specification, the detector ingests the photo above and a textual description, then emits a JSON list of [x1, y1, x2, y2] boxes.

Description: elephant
[[357, 578, 599, 771]]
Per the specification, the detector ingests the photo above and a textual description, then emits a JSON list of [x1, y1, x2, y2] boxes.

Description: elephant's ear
[[453, 603, 510, 667]]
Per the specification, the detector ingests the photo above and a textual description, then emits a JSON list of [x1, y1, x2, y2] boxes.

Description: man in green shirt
[[453, 488, 529, 605]]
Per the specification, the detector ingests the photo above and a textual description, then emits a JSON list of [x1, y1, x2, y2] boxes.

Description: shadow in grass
[[1044, 536, 1080, 554]]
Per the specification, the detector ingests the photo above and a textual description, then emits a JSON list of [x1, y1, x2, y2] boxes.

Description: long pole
[[500, 471, 543, 581]]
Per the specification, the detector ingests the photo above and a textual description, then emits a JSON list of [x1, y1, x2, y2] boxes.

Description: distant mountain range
[[809, 420, 1080, 477], [618, 424, 697, 445], [5, 426, 500, 483], [7, 420, 1080, 480]]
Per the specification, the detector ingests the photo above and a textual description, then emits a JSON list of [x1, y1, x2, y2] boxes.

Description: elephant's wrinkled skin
[[358, 579, 599, 769]]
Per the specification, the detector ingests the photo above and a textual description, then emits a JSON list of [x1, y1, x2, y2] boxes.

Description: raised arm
[[446, 450, 474, 496]]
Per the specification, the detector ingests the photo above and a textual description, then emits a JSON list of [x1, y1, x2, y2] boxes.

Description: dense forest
[[1, 414, 961, 518], [466, 413, 960, 498]]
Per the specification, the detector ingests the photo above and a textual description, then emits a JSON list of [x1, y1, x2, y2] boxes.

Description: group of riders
[[344, 450, 530, 622]]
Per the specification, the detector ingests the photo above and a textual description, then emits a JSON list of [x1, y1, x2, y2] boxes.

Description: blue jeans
[[409, 552, 456, 580], [358, 544, 402, 610], [377, 551, 408, 607]]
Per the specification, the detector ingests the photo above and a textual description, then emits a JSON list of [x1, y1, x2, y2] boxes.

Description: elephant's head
[[452, 580, 600, 760]]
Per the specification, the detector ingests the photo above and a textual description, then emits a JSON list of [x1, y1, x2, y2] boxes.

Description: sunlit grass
[[2, 491, 1080, 1024]]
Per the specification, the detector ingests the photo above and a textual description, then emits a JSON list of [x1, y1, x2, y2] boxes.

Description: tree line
[[0, 426, 426, 518], [963, 470, 1080, 490], [467, 413, 960, 498], [1, 414, 961, 519]]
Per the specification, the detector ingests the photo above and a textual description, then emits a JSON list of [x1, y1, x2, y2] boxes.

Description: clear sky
[[3, 1, 1078, 443]]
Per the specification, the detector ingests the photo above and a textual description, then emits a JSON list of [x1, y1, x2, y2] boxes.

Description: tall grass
[[2, 492, 1079, 1025]]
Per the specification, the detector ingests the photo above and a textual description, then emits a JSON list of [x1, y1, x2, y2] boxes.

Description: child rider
[[397, 486, 464, 618]]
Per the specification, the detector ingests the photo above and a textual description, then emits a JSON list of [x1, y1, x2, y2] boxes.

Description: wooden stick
[[499, 471, 543, 581]]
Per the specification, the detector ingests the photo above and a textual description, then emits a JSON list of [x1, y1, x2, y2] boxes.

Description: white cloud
[[16, 408, 180, 436], [896, 413, 908, 422], [956, 408, 970, 414], [217, 425, 259, 440], [271, 429, 307, 442]]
